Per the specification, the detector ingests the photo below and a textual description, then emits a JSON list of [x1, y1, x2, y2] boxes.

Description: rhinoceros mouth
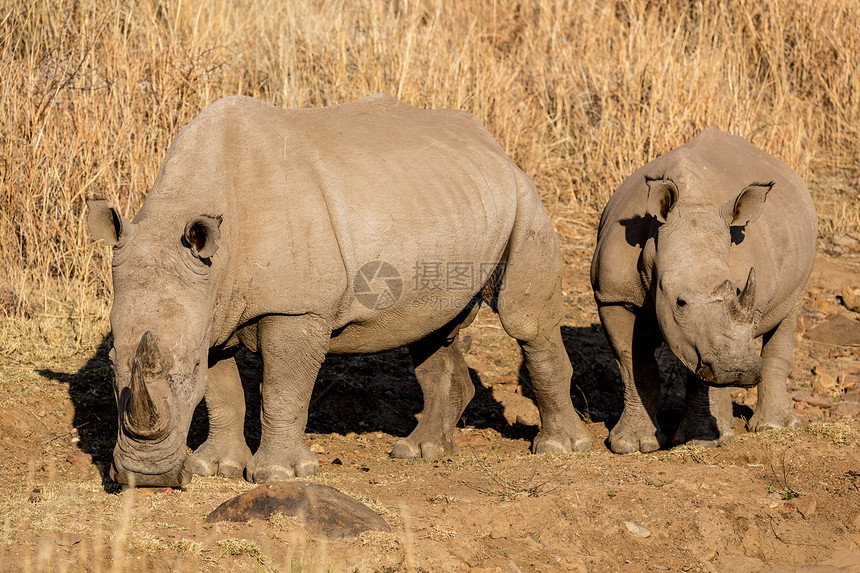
[[110, 460, 193, 487], [111, 438, 192, 487], [696, 362, 762, 387]]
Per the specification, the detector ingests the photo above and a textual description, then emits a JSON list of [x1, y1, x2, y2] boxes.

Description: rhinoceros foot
[[387, 425, 461, 460], [532, 425, 592, 454], [606, 415, 665, 454], [672, 416, 735, 449], [388, 438, 450, 460], [246, 446, 319, 483], [187, 439, 252, 479], [747, 408, 800, 433]]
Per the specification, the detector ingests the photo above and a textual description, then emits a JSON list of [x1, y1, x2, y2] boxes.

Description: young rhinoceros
[[88, 94, 590, 487], [590, 127, 816, 453]]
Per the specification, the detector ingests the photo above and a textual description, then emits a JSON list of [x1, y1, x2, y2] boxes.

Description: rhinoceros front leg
[[673, 374, 735, 447], [748, 307, 801, 432], [186, 351, 252, 479], [390, 332, 475, 459], [598, 304, 666, 454], [247, 314, 329, 483]]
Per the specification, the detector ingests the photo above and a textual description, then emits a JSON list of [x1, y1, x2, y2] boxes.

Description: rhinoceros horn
[[730, 268, 756, 323], [124, 331, 172, 440]]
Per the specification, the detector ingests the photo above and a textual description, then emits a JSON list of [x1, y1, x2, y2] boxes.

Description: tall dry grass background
[[1, 0, 858, 361]]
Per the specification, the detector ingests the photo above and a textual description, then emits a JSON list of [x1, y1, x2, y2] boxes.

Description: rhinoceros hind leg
[[391, 328, 475, 460], [247, 314, 329, 483], [598, 304, 666, 454], [187, 352, 252, 479], [520, 328, 592, 454], [673, 374, 735, 448], [496, 201, 591, 454], [748, 309, 801, 432]]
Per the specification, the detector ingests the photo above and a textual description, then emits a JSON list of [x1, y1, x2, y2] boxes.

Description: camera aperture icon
[[354, 260, 403, 311]]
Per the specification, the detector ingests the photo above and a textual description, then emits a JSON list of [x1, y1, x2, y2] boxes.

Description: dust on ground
[[1, 231, 859, 572]]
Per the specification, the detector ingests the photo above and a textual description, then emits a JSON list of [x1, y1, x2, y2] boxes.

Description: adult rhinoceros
[[590, 127, 816, 454], [88, 94, 590, 487]]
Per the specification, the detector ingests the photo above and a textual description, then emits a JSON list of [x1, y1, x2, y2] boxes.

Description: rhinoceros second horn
[[730, 268, 756, 324]]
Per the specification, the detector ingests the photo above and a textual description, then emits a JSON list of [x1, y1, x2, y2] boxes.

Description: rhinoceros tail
[[479, 261, 507, 312]]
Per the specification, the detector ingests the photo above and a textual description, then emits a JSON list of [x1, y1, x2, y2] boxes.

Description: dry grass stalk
[[2, 0, 858, 361]]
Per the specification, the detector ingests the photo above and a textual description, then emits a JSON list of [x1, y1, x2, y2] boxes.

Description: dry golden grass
[[2, 0, 858, 360]]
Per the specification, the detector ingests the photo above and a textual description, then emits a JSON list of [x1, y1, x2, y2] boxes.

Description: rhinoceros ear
[[645, 179, 679, 223], [87, 200, 134, 246], [721, 182, 771, 227], [183, 215, 221, 259]]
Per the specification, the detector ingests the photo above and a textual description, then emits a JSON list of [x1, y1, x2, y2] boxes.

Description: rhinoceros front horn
[[730, 268, 757, 323], [123, 331, 172, 440]]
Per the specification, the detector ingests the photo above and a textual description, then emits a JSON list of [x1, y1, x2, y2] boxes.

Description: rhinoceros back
[[140, 95, 526, 349]]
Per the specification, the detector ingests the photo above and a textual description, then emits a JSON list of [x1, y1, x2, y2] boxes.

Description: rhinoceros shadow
[[38, 331, 546, 489], [37, 335, 119, 491], [39, 322, 735, 491], [558, 324, 705, 443]]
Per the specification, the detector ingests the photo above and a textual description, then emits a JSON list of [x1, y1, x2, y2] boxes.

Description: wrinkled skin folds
[[88, 94, 590, 487], [590, 127, 817, 454]]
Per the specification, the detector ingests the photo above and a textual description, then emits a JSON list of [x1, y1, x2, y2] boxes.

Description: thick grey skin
[[88, 94, 590, 486], [590, 127, 816, 454]]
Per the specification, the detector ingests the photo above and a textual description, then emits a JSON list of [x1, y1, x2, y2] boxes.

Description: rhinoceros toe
[[748, 409, 800, 433], [672, 421, 735, 448], [607, 432, 662, 454], [247, 453, 319, 483], [533, 428, 592, 454], [187, 440, 251, 479], [389, 437, 451, 459], [606, 416, 664, 454]]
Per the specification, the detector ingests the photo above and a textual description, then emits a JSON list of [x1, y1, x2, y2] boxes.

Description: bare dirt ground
[[1, 234, 859, 572]]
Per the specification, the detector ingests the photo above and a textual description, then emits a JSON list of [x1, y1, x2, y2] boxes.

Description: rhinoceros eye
[[676, 297, 688, 309]]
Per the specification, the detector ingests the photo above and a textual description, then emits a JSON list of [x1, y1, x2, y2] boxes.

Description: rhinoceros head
[[88, 200, 222, 486], [643, 176, 771, 387]]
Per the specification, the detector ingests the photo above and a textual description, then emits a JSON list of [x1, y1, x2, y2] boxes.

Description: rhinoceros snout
[[696, 355, 762, 388]]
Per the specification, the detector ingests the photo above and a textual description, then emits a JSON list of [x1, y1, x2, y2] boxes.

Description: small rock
[[842, 286, 860, 313], [331, 458, 343, 465], [844, 389, 860, 404], [66, 453, 93, 465], [55, 532, 82, 546], [28, 487, 42, 504], [840, 364, 860, 390], [309, 443, 325, 454], [791, 390, 835, 408], [796, 312, 815, 334], [805, 314, 860, 347], [812, 366, 839, 394], [459, 334, 473, 353], [832, 234, 860, 250], [831, 401, 860, 419], [136, 487, 173, 498], [623, 521, 651, 538], [795, 496, 817, 518]]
